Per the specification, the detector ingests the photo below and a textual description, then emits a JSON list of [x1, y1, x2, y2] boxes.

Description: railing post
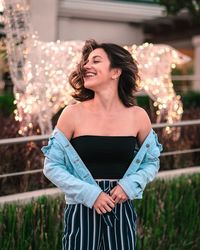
[[192, 35, 200, 91]]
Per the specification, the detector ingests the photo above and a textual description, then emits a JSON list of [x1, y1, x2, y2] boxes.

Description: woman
[[41, 39, 163, 250]]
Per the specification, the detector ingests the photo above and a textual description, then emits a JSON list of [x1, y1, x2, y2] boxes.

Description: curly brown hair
[[69, 39, 140, 107]]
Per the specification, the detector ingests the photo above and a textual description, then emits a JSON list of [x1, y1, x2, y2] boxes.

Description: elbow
[[43, 159, 53, 179], [43, 164, 50, 179], [43, 165, 48, 177]]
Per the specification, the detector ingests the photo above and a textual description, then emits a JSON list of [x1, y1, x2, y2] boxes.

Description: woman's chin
[[84, 81, 97, 90]]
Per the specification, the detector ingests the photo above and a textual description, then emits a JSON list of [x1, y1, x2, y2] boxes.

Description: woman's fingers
[[99, 207, 107, 213], [108, 195, 115, 205], [110, 189, 118, 201], [94, 188, 128, 215], [94, 192, 116, 214], [103, 204, 112, 212], [96, 208, 102, 214], [110, 185, 128, 204], [113, 195, 122, 204], [109, 186, 116, 195], [107, 199, 115, 208], [110, 193, 117, 200]]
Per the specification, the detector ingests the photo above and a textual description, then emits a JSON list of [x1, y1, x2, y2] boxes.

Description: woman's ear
[[111, 68, 122, 80]]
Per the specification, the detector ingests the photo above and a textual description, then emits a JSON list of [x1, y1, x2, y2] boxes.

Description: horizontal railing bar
[[0, 148, 199, 178], [152, 119, 200, 128], [172, 75, 200, 81], [0, 134, 48, 146], [0, 169, 43, 178], [161, 148, 200, 156], [1, 166, 200, 205], [0, 119, 200, 146], [0, 166, 200, 206]]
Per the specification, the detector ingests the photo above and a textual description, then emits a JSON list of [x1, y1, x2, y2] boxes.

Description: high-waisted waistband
[[95, 179, 118, 182], [96, 179, 118, 192]]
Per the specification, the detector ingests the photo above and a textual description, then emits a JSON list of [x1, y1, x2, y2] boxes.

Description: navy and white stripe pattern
[[62, 180, 137, 250]]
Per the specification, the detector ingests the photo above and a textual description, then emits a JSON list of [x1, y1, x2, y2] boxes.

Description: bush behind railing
[[0, 174, 200, 250]]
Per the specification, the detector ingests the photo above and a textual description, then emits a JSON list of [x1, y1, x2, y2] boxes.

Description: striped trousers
[[62, 180, 137, 250]]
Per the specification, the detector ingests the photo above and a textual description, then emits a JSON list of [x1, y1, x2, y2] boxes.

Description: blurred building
[[29, 0, 164, 45], [26, 0, 200, 90]]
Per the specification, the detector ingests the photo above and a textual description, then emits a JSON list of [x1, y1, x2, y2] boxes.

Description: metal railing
[[0, 119, 200, 179], [0, 119, 200, 146], [171, 75, 200, 81]]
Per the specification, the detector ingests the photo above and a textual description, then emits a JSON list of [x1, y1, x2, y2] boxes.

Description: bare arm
[[136, 107, 152, 146], [56, 104, 75, 140]]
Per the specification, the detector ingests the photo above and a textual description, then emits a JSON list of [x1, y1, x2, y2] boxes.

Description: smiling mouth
[[84, 71, 97, 78]]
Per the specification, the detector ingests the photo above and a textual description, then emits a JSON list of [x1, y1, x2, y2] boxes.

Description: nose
[[83, 62, 90, 70], [83, 59, 93, 70]]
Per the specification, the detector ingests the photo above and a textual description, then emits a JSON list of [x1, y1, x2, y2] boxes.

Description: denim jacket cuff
[[117, 178, 143, 200], [83, 186, 103, 208]]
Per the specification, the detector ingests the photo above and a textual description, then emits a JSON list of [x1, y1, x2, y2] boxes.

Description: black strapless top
[[70, 135, 137, 179]]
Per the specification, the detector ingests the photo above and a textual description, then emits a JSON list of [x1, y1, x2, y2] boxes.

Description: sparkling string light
[[2, 0, 84, 135], [125, 43, 190, 138], [2, 0, 190, 138]]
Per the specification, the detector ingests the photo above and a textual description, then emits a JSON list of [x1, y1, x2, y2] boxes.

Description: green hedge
[[0, 174, 200, 250], [135, 174, 200, 249], [0, 92, 15, 117], [182, 91, 200, 109]]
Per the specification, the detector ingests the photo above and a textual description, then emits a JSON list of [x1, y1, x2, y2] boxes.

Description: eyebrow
[[92, 55, 103, 59]]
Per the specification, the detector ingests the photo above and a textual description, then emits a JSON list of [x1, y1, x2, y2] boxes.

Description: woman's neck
[[90, 92, 124, 114]]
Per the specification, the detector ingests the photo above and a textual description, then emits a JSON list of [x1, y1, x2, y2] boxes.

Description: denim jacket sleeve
[[117, 131, 163, 200], [41, 136, 102, 208]]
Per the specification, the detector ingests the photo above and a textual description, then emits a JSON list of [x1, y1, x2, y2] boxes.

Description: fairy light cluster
[[17, 38, 84, 135], [2, 0, 84, 135], [2, 0, 190, 137], [126, 43, 190, 135]]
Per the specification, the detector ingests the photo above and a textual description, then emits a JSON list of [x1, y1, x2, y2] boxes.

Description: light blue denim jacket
[[41, 127, 163, 209]]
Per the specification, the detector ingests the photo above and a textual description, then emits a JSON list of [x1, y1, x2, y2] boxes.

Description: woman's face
[[83, 48, 115, 90]]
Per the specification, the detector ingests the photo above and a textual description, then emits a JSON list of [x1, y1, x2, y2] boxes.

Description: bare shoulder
[[131, 106, 152, 144], [130, 106, 149, 121], [56, 102, 81, 140], [131, 106, 146, 114]]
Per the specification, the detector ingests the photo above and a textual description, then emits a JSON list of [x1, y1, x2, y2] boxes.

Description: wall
[[29, 0, 164, 45], [58, 18, 144, 45], [30, 0, 58, 41]]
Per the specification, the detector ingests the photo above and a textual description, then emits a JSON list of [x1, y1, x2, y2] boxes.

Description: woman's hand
[[93, 192, 115, 214], [110, 185, 128, 204]]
